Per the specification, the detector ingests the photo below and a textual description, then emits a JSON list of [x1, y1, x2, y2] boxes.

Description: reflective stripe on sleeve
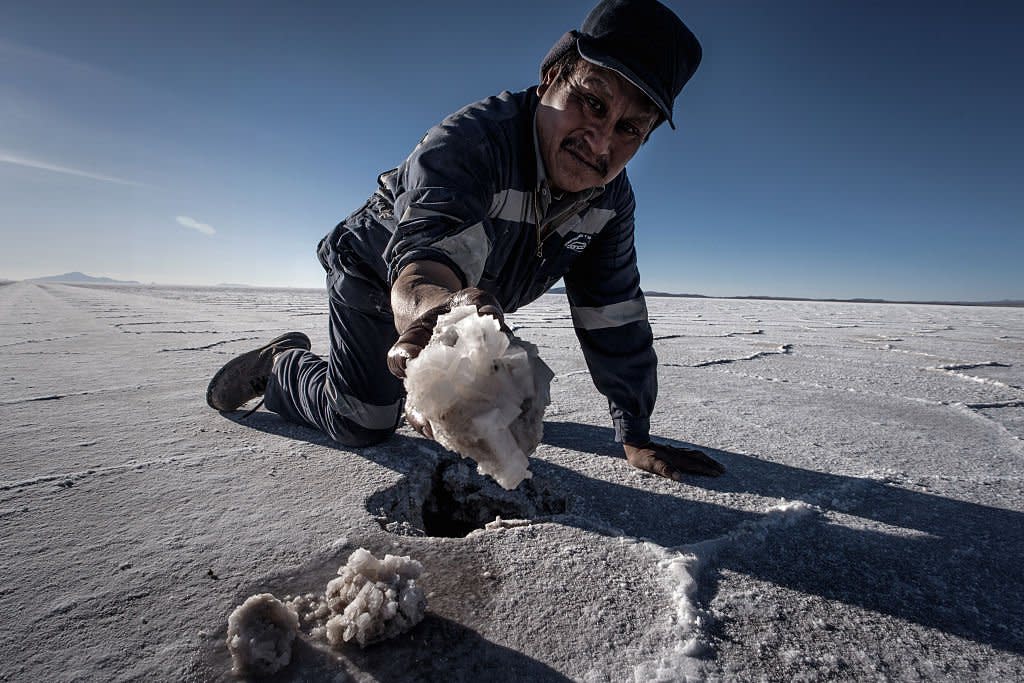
[[489, 188, 536, 224], [431, 221, 491, 287], [570, 296, 648, 330], [400, 205, 461, 223]]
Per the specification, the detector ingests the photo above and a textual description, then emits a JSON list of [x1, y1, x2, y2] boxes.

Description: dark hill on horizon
[[27, 272, 140, 285]]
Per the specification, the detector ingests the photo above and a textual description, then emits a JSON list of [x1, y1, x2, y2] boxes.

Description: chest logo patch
[[564, 234, 593, 252]]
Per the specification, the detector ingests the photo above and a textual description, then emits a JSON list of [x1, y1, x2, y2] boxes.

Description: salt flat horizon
[[5, 275, 1023, 309], [1, 281, 1022, 681]]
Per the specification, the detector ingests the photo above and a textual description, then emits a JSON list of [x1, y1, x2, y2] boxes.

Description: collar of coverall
[[531, 98, 605, 218]]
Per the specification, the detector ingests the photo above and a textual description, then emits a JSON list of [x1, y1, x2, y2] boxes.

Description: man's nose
[[582, 118, 614, 157]]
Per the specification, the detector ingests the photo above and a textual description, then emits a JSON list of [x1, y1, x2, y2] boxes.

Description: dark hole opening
[[422, 481, 484, 538], [370, 455, 568, 539]]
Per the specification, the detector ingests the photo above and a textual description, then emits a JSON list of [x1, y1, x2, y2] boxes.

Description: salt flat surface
[[1, 281, 1022, 682]]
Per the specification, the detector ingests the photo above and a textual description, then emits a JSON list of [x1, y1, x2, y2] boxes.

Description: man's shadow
[[542, 420, 1024, 656], [229, 413, 1024, 665]]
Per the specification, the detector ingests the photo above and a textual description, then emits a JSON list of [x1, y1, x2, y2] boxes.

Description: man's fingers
[[643, 454, 675, 481], [627, 448, 678, 481], [625, 442, 725, 481], [388, 316, 438, 379], [661, 445, 725, 477], [691, 450, 726, 476], [386, 342, 416, 379], [451, 288, 507, 328], [477, 303, 505, 322], [404, 407, 434, 439], [648, 455, 679, 481]]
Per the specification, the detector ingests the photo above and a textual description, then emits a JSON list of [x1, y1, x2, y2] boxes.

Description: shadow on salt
[[204, 412, 1023, 680], [201, 604, 570, 682], [542, 421, 1024, 657]]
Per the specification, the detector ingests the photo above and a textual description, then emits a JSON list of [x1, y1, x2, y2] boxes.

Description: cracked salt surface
[[2, 283, 1023, 681]]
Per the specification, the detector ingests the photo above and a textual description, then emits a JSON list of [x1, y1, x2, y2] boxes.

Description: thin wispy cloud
[[1, 38, 113, 77], [0, 151, 144, 187], [176, 216, 216, 236], [0, 38, 152, 97]]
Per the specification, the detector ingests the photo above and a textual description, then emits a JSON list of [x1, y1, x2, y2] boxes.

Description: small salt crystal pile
[[225, 593, 300, 676], [404, 304, 554, 490], [322, 548, 426, 647]]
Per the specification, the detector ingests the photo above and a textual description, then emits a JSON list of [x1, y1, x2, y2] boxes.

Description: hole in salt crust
[[367, 452, 567, 538]]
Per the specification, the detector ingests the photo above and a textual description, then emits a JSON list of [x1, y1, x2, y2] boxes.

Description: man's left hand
[[623, 441, 725, 480]]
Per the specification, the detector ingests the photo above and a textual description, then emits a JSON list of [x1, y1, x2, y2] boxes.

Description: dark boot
[[206, 332, 311, 411]]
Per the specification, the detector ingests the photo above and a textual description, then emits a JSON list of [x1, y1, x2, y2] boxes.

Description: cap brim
[[576, 39, 675, 129]]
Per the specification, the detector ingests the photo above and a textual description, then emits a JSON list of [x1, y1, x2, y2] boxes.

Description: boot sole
[[205, 332, 311, 411]]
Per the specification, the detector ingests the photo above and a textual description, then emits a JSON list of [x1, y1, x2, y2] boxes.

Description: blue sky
[[1, 0, 1021, 300]]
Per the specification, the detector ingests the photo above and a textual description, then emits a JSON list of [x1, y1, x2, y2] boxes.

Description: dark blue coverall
[[265, 88, 657, 447]]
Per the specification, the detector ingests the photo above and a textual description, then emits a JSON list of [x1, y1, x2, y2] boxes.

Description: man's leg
[[263, 281, 403, 447]]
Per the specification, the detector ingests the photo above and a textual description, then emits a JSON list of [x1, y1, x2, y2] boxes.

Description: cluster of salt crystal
[[227, 549, 426, 668], [225, 593, 300, 676], [321, 548, 426, 647], [404, 305, 554, 490]]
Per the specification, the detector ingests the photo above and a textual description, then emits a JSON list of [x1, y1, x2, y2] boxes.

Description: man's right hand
[[387, 287, 506, 379]]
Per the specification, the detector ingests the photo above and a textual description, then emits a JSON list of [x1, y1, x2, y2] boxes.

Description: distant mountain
[[216, 283, 253, 288], [644, 291, 709, 299], [29, 271, 140, 285]]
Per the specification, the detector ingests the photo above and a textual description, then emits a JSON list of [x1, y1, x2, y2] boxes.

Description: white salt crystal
[[322, 548, 426, 647], [404, 305, 554, 490], [225, 593, 300, 676]]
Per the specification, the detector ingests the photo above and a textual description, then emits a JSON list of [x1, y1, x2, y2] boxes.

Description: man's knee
[[324, 411, 400, 448], [322, 390, 403, 448], [270, 347, 315, 382]]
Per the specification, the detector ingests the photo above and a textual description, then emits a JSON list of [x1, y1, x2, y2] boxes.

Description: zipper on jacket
[[534, 192, 546, 257], [535, 192, 586, 257]]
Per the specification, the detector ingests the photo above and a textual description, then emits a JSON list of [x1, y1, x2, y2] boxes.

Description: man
[[207, 0, 724, 480]]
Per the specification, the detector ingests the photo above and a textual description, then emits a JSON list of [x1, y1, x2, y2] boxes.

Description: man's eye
[[584, 95, 604, 113], [619, 123, 642, 138]]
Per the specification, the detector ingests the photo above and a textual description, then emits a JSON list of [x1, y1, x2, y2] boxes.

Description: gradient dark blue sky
[[1, 1, 1021, 299]]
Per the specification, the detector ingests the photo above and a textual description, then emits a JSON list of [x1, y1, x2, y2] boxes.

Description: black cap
[[540, 0, 702, 130]]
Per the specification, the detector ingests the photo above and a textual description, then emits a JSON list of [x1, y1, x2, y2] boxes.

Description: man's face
[[536, 60, 659, 194]]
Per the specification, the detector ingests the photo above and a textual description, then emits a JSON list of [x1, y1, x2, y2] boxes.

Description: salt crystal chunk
[[405, 305, 554, 489], [225, 593, 299, 676], [321, 548, 426, 647]]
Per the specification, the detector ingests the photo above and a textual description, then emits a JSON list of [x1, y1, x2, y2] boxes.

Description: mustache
[[561, 137, 609, 176]]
